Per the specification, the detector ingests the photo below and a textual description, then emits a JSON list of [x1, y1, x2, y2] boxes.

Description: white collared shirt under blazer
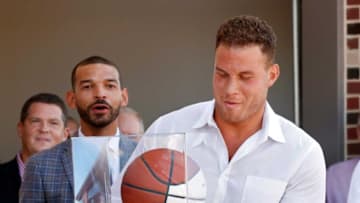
[[137, 100, 326, 203]]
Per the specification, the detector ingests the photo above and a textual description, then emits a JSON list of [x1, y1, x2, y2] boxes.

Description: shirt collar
[[192, 99, 216, 129], [190, 100, 217, 148], [189, 100, 286, 148], [260, 102, 286, 143], [16, 152, 25, 181], [77, 127, 120, 137]]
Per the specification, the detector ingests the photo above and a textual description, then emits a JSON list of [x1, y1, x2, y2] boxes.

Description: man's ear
[[267, 63, 280, 87], [64, 127, 71, 140], [121, 88, 129, 107], [17, 122, 23, 139], [66, 91, 76, 109]]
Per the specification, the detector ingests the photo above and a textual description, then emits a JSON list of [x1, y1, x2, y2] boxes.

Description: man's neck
[[214, 107, 264, 160]]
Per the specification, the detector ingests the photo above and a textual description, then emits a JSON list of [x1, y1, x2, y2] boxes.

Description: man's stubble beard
[[76, 101, 121, 128]]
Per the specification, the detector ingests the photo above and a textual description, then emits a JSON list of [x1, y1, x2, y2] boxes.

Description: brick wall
[[347, 0, 360, 158]]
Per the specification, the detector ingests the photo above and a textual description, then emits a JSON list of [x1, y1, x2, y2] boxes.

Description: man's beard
[[76, 100, 120, 128]]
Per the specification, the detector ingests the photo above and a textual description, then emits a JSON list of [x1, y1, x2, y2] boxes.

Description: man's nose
[[225, 78, 240, 95], [94, 86, 107, 99], [39, 121, 50, 132]]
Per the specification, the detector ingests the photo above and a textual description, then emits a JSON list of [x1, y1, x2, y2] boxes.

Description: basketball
[[121, 148, 206, 202]]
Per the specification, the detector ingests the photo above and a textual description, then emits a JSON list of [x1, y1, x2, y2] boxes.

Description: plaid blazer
[[19, 136, 137, 203]]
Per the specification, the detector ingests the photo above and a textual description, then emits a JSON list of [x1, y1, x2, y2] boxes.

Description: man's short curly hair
[[216, 15, 277, 63]]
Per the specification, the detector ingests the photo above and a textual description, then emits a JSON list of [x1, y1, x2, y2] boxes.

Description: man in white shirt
[[136, 15, 326, 202]]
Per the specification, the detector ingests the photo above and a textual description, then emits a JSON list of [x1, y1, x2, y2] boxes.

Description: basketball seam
[[140, 153, 186, 186], [122, 182, 206, 201], [122, 149, 207, 202], [164, 150, 175, 203], [140, 155, 173, 185]]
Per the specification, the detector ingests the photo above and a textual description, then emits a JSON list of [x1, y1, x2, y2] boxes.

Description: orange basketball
[[121, 148, 206, 202]]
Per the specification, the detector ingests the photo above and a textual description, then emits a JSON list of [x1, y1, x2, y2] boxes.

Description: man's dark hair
[[216, 15, 277, 63], [20, 93, 68, 123], [71, 55, 123, 90]]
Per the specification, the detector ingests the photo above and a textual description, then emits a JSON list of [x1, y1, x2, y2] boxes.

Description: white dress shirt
[[77, 127, 121, 137], [136, 100, 325, 203]]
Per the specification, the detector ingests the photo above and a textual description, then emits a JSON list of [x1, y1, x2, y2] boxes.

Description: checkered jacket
[[19, 136, 137, 202]]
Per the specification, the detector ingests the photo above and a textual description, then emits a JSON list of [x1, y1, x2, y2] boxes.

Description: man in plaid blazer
[[0, 93, 69, 203], [20, 56, 137, 202]]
